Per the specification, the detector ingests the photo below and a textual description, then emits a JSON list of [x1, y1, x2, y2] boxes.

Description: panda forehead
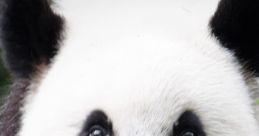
[[20, 36, 254, 136]]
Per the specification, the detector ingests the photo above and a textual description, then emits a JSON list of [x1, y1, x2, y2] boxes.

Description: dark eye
[[79, 110, 113, 136], [88, 125, 109, 136], [172, 111, 205, 136], [181, 131, 196, 136]]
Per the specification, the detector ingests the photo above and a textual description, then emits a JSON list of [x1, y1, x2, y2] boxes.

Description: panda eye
[[172, 111, 205, 136], [181, 131, 196, 136], [88, 125, 109, 136], [79, 110, 113, 136]]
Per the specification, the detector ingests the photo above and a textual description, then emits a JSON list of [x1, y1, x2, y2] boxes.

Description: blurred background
[[0, 49, 11, 103]]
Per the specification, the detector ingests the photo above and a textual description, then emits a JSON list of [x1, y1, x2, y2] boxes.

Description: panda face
[[1, 0, 259, 136], [18, 0, 259, 133]]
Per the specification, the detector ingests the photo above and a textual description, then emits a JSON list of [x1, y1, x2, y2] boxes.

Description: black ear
[[0, 0, 64, 79], [210, 0, 259, 76]]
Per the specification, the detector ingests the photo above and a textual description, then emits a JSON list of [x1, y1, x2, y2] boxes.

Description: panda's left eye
[[79, 110, 113, 136], [172, 111, 206, 136], [181, 131, 196, 136], [88, 125, 109, 136]]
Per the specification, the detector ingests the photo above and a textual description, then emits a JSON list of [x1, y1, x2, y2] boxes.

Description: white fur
[[18, 0, 259, 136]]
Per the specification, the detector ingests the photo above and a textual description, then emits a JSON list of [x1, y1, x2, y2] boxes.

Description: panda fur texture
[[0, 0, 259, 136]]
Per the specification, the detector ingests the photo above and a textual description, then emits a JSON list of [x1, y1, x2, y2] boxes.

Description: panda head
[[0, 0, 259, 136]]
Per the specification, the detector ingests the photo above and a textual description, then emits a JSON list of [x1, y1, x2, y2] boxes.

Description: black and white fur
[[0, 0, 259, 136]]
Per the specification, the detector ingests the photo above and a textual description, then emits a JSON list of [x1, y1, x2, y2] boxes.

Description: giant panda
[[0, 0, 259, 136]]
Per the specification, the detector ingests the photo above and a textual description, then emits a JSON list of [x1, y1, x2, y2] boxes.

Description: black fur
[[210, 0, 259, 76], [0, 0, 64, 78], [0, 0, 63, 136]]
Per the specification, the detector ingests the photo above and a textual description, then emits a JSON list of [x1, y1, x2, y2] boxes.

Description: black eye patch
[[79, 110, 113, 136], [172, 111, 206, 136]]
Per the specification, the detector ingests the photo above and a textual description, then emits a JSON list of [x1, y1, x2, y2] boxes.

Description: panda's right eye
[[79, 110, 113, 136]]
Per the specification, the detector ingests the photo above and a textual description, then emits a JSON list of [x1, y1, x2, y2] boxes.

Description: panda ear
[[210, 0, 259, 76], [0, 0, 64, 79]]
